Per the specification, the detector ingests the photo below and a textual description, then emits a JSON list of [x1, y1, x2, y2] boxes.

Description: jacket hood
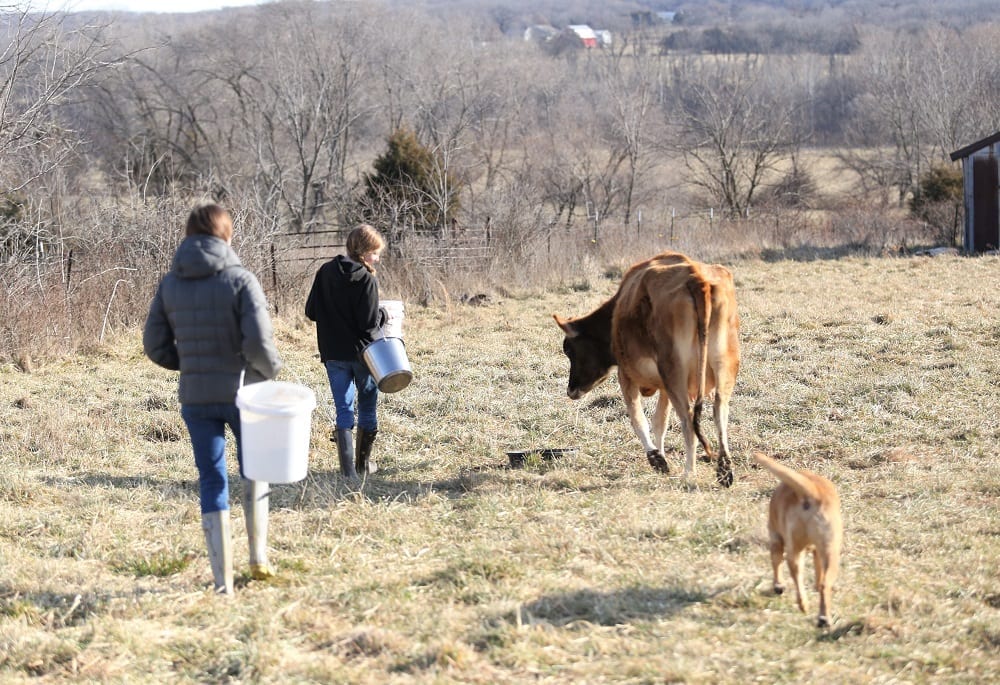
[[334, 254, 371, 283], [172, 235, 241, 279]]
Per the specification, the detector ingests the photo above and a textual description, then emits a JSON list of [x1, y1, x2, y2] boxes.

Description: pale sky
[[60, 0, 267, 13]]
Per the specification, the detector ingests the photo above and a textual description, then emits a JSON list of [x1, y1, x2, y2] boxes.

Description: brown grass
[[1, 253, 999, 683]]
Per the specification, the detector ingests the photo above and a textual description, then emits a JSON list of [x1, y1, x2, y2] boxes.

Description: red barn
[[568, 25, 598, 48]]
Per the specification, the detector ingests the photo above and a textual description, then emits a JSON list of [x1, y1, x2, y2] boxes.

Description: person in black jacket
[[305, 224, 387, 482]]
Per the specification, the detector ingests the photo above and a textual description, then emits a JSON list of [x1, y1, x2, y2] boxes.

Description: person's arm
[[142, 282, 180, 371], [239, 273, 283, 380], [354, 276, 382, 347], [304, 268, 322, 321]]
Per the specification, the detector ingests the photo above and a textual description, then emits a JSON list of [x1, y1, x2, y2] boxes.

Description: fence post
[[65, 249, 74, 293], [270, 243, 279, 315]]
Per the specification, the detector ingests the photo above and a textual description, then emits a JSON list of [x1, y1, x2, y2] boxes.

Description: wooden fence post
[[270, 243, 279, 314]]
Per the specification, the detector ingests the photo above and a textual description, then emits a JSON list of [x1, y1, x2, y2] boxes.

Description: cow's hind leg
[[713, 390, 734, 488], [619, 370, 668, 473], [650, 392, 671, 457], [693, 400, 714, 463], [660, 372, 696, 481]]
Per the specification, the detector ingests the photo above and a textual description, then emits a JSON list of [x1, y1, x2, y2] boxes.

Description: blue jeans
[[181, 403, 243, 514], [324, 359, 378, 430]]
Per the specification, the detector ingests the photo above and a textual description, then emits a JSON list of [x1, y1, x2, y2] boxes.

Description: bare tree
[[208, 2, 376, 232], [1, 4, 120, 193], [664, 56, 802, 216], [84, 41, 222, 195], [524, 72, 626, 230], [835, 25, 1000, 208], [592, 35, 663, 225]]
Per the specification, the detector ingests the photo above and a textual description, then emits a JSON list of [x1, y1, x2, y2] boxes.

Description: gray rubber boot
[[242, 479, 274, 580], [336, 428, 359, 482], [356, 428, 378, 475], [201, 510, 233, 595]]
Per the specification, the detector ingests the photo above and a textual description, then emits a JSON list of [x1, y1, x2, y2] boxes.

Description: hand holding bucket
[[380, 300, 405, 338], [364, 300, 413, 393]]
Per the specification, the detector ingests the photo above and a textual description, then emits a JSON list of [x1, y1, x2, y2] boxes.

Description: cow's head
[[554, 313, 615, 400]]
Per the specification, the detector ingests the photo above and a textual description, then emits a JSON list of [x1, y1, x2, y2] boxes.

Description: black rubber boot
[[356, 428, 378, 475], [335, 428, 359, 482]]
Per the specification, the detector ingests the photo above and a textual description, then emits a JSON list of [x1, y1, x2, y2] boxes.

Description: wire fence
[[267, 208, 809, 280]]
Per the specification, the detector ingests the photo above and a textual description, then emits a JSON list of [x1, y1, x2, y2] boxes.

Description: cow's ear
[[553, 314, 578, 338]]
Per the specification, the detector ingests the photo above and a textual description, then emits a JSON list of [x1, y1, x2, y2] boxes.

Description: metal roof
[[949, 131, 1000, 161]]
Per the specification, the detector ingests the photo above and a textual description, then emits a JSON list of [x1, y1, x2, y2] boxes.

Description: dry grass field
[[1, 253, 999, 683]]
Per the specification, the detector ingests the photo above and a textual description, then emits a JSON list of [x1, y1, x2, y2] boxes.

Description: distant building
[[594, 30, 612, 47], [524, 24, 558, 42], [950, 131, 1000, 253], [567, 24, 598, 48]]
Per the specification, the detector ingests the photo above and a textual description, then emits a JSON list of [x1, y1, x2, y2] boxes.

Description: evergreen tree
[[360, 128, 460, 240]]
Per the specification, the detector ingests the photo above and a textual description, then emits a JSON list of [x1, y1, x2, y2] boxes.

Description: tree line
[[1, 0, 999, 361]]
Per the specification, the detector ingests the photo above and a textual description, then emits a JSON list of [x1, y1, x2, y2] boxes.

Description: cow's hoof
[[646, 450, 670, 473], [716, 467, 734, 488], [817, 615, 830, 629], [716, 458, 734, 488], [773, 583, 785, 595]]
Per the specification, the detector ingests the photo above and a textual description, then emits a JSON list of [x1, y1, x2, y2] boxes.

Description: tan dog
[[753, 452, 843, 627]]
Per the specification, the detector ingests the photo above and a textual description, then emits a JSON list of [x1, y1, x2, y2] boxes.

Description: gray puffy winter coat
[[143, 234, 282, 404]]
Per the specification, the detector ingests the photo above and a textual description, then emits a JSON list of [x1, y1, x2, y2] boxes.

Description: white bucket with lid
[[380, 300, 405, 338], [236, 380, 316, 483]]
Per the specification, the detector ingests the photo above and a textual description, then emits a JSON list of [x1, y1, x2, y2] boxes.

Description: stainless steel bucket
[[362, 337, 413, 393]]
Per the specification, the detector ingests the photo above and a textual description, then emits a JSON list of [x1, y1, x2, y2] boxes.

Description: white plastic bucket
[[362, 337, 413, 393], [381, 300, 405, 338], [236, 381, 316, 483]]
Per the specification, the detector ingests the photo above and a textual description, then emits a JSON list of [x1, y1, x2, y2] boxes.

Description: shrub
[[910, 164, 963, 246], [359, 128, 461, 243]]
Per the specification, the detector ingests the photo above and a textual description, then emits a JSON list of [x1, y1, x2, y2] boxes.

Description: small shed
[[950, 131, 1000, 253]]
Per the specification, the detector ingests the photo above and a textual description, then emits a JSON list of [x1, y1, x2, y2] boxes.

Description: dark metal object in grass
[[506, 447, 578, 469]]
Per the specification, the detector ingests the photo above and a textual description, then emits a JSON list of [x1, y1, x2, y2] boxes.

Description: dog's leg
[[814, 546, 835, 628], [787, 547, 808, 614], [769, 533, 785, 595]]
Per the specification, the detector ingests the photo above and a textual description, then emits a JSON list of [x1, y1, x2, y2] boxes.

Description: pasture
[[1, 253, 999, 683]]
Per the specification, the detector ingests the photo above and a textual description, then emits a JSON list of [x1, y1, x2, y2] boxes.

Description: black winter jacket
[[305, 255, 381, 362], [143, 235, 282, 404]]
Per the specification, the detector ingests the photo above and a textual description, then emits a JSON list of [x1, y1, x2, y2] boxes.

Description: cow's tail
[[687, 273, 713, 459]]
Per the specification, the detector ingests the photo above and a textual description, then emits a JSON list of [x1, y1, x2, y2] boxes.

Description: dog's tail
[[753, 452, 822, 502]]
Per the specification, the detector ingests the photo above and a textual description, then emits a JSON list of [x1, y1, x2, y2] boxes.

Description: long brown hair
[[346, 224, 386, 274], [185, 203, 233, 243]]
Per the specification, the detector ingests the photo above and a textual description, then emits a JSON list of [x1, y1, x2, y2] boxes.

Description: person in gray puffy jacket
[[143, 203, 282, 595]]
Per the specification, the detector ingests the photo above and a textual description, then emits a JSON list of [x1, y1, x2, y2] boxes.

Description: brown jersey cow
[[554, 251, 740, 486]]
